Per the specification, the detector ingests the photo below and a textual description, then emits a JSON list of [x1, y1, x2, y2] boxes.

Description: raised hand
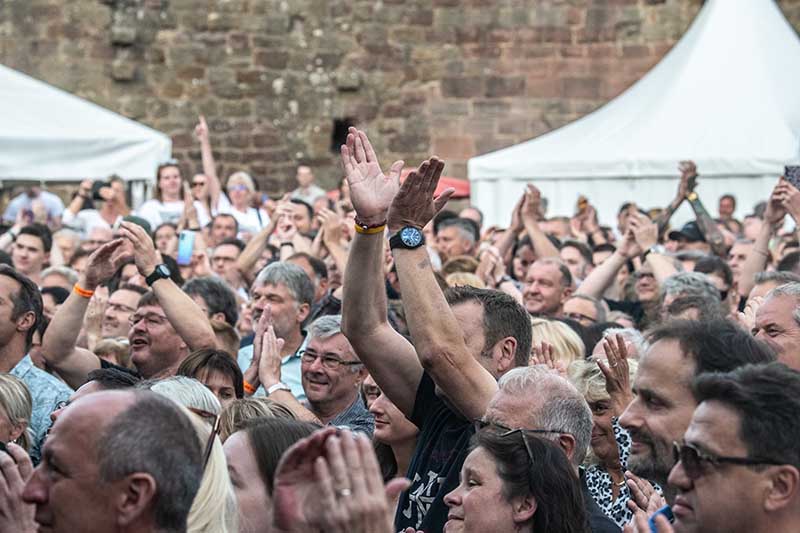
[[258, 325, 285, 388], [766, 179, 790, 226], [625, 471, 667, 515], [81, 239, 134, 290], [318, 208, 344, 248], [340, 128, 404, 226], [194, 115, 209, 142], [598, 334, 633, 415], [520, 184, 543, 225], [531, 341, 567, 377], [617, 227, 643, 259], [677, 160, 697, 198], [0, 443, 36, 533], [117, 221, 160, 278], [249, 304, 273, 379], [629, 212, 657, 252], [387, 157, 454, 233]]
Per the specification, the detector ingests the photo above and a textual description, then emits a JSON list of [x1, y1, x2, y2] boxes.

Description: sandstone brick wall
[[3, 0, 800, 194]]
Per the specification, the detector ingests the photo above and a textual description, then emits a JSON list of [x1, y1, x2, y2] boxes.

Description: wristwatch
[[145, 264, 171, 286], [642, 244, 666, 260], [266, 382, 291, 396], [686, 191, 698, 201], [389, 226, 425, 251]]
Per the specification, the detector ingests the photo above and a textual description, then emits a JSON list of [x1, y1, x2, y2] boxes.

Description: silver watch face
[[400, 226, 423, 247]]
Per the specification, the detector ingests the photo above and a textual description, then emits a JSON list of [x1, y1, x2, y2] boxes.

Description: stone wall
[[3, 0, 800, 193]]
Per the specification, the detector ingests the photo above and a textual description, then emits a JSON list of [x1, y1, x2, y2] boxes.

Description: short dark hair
[[287, 252, 328, 281], [289, 198, 314, 221], [777, 251, 800, 274], [561, 240, 593, 266], [694, 255, 733, 288], [96, 392, 203, 530], [432, 210, 458, 236], [693, 363, 800, 469], [86, 368, 140, 388], [17, 224, 52, 253], [212, 213, 239, 233], [182, 276, 239, 326], [592, 243, 616, 255], [646, 320, 776, 378], [445, 286, 532, 367], [665, 295, 727, 322], [118, 283, 148, 296], [473, 430, 587, 533], [216, 237, 246, 253], [438, 217, 479, 243], [719, 193, 736, 207], [0, 265, 42, 351], [177, 349, 244, 399], [243, 418, 321, 494], [41, 286, 69, 305]]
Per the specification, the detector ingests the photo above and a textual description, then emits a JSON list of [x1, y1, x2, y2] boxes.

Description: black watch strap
[[145, 264, 170, 286]]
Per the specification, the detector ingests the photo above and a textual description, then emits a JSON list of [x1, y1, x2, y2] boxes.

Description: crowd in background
[[0, 119, 798, 533]]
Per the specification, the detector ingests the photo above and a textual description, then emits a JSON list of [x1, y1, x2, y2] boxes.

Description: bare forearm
[[42, 291, 90, 364], [577, 251, 627, 298], [494, 228, 519, 262], [688, 196, 726, 256], [647, 253, 678, 284], [342, 233, 390, 334], [151, 279, 216, 350], [324, 241, 348, 279], [270, 390, 321, 424], [237, 222, 276, 280], [738, 224, 772, 297], [524, 220, 559, 258]]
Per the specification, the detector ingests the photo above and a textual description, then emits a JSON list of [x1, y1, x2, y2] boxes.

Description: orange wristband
[[243, 380, 257, 395], [73, 284, 95, 299], [354, 223, 386, 235]]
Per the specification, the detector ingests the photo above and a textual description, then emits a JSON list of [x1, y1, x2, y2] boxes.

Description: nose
[[443, 484, 462, 508], [618, 396, 642, 432], [306, 355, 326, 373], [22, 466, 47, 505], [667, 457, 692, 491], [369, 394, 387, 416]]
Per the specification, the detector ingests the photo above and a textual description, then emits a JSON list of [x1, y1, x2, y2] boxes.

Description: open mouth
[[130, 338, 149, 348]]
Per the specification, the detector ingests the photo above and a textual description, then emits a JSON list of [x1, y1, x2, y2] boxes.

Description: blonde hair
[[530, 318, 585, 366], [94, 338, 132, 369], [148, 376, 221, 416], [226, 171, 255, 193], [445, 272, 486, 289], [219, 397, 296, 442], [0, 374, 32, 451], [568, 358, 638, 405], [186, 412, 238, 533], [441, 255, 479, 276]]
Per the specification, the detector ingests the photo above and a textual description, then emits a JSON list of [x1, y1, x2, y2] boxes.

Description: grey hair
[[40, 266, 79, 286], [438, 218, 477, 244], [306, 314, 360, 370], [601, 327, 648, 358], [565, 294, 608, 323], [765, 282, 800, 327], [143, 376, 222, 417], [533, 257, 573, 288], [96, 391, 203, 531], [52, 228, 81, 244], [253, 261, 314, 307], [755, 271, 800, 286], [498, 366, 592, 466], [660, 271, 720, 303]]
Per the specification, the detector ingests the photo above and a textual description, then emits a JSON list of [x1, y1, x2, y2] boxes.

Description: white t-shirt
[[220, 204, 270, 237], [62, 209, 113, 237], [136, 199, 210, 230]]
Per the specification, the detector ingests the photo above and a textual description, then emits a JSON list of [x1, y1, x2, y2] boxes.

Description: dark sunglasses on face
[[672, 441, 784, 480], [191, 182, 206, 188]]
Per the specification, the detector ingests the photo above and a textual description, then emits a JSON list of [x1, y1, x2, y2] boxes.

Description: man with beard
[[41, 222, 216, 389], [619, 320, 774, 503], [237, 261, 314, 400]]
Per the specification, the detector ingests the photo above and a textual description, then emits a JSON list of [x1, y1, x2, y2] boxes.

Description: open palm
[[340, 127, 404, 225]]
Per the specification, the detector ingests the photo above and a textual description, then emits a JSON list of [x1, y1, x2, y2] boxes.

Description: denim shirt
[[11, 355, 73, 463], [237, 333, 307, 401]]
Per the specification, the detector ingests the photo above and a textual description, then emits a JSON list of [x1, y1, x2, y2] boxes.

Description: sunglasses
[[191, 182, 206, 188], [672, 441, 784, 480], [188, 407, 221, 469]]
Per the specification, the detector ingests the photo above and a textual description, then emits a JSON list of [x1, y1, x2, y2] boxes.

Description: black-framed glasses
[[474, 419, 570, 438], [300, 349, 363, 370], [564, 312, 597, 324], [188, 407, 221, 469], [128, 313, 168, 327], [191, 182, 206, 188], [672, 441, 784, 480]]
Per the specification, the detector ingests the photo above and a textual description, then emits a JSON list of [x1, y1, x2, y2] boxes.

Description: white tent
[[0, 64, 171, 184], [468, 0, 800, 228]]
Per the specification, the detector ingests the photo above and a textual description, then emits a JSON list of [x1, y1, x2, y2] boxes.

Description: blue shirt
[[2, 191, 65, 223], [236, 334, 307, 401], [11, 355, 73, 463]]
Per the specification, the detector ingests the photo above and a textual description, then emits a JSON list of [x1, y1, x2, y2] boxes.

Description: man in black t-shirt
[[341, 129, 533, 532]]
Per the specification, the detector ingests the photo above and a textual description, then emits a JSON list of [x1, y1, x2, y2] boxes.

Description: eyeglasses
[[300, 349, 363, 370], [191, 182, 206, 188], [474, 419, 570, 438], [672, 441, 784, 480], [227, 184, 249, 193], [188, 407, 221, 469], [564, 312, 597, 324], [107, 303, 137, 314], [633, 271, 655, 280], [128, 313, 168, 327], [54, 399, 70, 411]]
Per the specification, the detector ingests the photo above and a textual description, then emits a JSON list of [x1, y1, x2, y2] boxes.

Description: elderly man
[[619, 320, 774, 502], [41, 223, 216, 389], [563, 294, 607, 327], [239, 261, 314, 400], [523, 258, 574, 317], [663, 363, 800, 533], [435, 217, 477, 263], [256, 315, 373, 436], [753, 282, 800, 370], [22, 390, 203, 533]]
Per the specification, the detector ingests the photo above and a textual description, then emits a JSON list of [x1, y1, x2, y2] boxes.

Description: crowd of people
[[0, 119, 798, 533]]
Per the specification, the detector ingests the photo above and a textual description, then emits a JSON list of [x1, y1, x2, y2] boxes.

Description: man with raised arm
[[340, 128, 532, 532], [41, 222, 216, 389]]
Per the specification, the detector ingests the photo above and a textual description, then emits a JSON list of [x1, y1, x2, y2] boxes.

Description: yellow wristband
[[354, 223, 386, 235], [73, 284, 95, 299]]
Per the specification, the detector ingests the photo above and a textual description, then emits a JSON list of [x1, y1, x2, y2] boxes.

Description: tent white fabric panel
[[0, 64, 171, 182], [468, 0, 800, 227]]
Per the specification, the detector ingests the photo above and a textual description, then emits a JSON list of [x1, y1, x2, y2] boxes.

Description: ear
[[15, 311, 36, 335], [511, 494, 537, 524], [557, 433, 577, 463], [115, 473, 158, 527], [319, 277, 329, 293], [561, 285, 574, 302], [494, 336, 518, 374], [210, 311, 226, 323], [296, 302, 311, 324], [764, 465, 800, 513]]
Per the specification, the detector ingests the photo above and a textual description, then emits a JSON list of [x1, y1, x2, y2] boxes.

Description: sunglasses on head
[[188, 407, 221, 469], [672, 441, 784, 480]]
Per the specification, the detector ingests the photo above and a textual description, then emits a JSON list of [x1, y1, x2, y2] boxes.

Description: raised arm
[[236, 215, 278, 285], [195, 116, 222, 212], [739, 181, 786, 297], [41, 240, 131, 388], [339, 128, 422, 418], [577, 229, 640, 299], [118, 221, 217, 351], [679, 161, 726, 256], [629, 212, 678, 283], [387, 154, 498, 421], [521, 185, 560, 259]]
